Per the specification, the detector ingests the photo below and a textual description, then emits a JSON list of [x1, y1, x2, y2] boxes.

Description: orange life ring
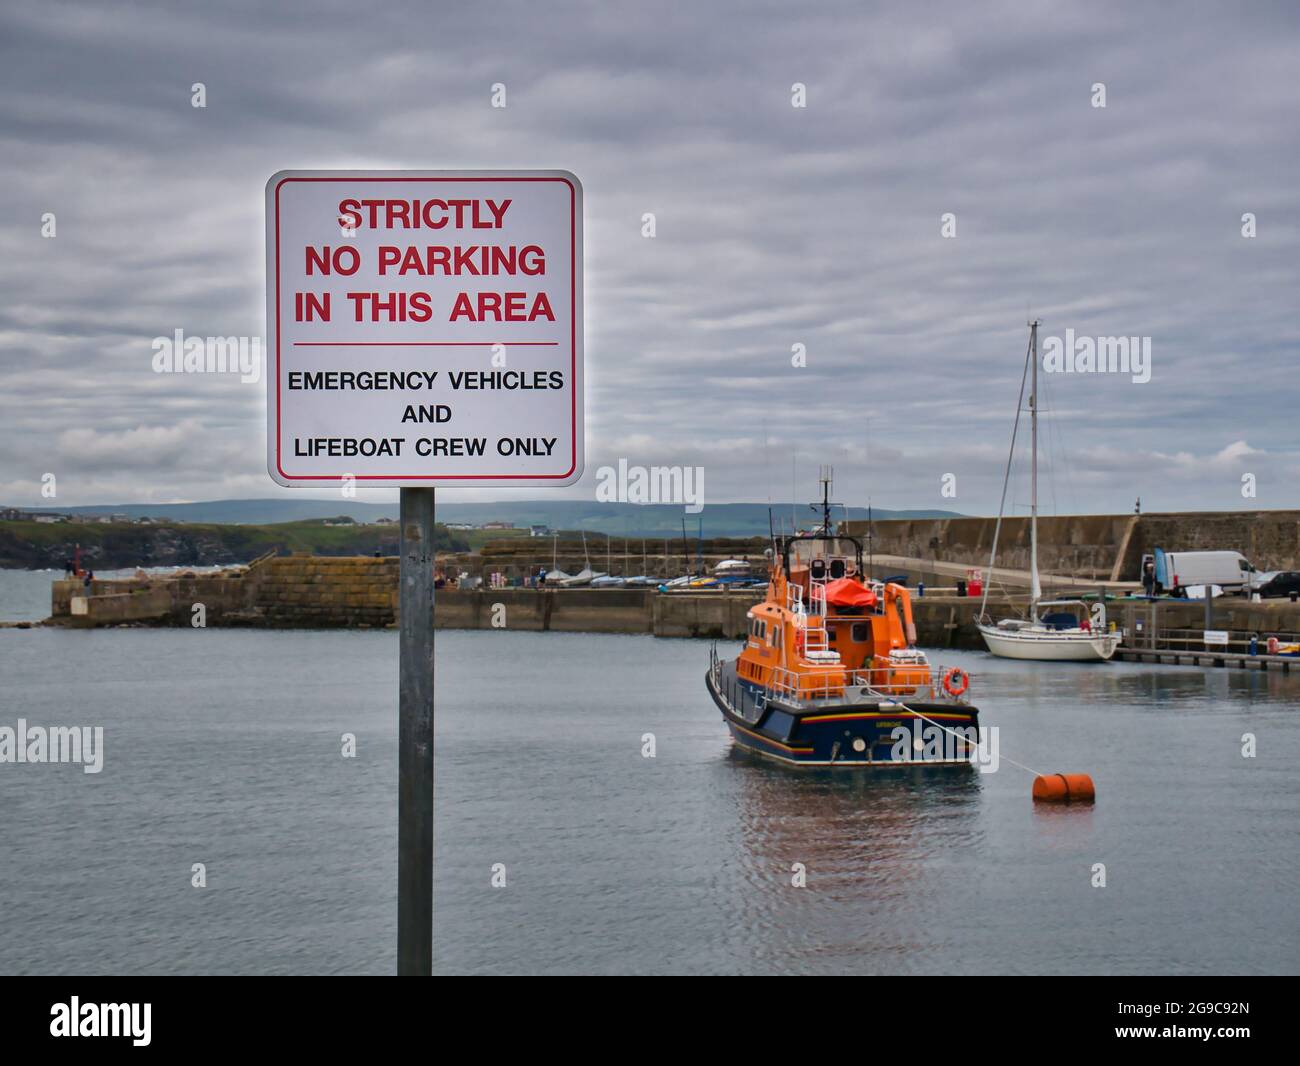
[[942, 667, 970, 698]]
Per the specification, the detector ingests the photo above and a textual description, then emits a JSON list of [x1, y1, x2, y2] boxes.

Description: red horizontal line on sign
[[291, 341, 559, 347]]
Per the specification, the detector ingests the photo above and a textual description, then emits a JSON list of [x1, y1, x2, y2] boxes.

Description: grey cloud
[[1, 0, 1298, 515]]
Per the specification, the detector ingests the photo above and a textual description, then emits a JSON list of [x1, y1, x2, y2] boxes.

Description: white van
[[1142, 549, 1273, 597]]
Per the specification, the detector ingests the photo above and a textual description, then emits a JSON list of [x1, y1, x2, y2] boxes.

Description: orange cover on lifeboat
[[823, 577, 877, 608]]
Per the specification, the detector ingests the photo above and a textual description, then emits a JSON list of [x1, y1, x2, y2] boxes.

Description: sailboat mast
[[979, 322, 1035, 622], [1029, 319, 1042, 607]]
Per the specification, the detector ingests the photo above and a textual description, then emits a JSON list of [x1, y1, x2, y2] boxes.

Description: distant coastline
[[0, 497, 964, 537], [0, 518, 468, 570]]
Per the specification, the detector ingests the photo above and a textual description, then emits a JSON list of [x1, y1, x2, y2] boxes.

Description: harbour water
[[1, 568, 65, 623], [0, 567, 223, 625], [0, 571, 1296, 975]]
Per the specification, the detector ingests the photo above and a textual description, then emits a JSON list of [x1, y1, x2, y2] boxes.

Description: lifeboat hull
[[706, 661, 979, 768]]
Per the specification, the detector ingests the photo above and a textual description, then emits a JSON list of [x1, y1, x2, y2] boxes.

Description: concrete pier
[[1115, 648, 1296, 670], [51, 553, 399, 628], [45, 554, 1018, 647], [43, 553, 1300, 659]]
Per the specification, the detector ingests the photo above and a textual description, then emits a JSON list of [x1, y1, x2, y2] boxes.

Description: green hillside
[[0, 519, 468, 570], [9, 498, 964, 538]]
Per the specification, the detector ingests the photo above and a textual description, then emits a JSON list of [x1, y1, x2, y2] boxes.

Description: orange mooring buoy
[[1032, 773, 1096, 804]]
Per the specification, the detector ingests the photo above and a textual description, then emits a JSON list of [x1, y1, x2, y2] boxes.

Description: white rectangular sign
[[265, 170, 583, 486], [1203, 629, 1229, 646]]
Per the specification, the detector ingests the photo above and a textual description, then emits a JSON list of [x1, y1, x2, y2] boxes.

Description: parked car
[[1254, 571, 1300, 599]]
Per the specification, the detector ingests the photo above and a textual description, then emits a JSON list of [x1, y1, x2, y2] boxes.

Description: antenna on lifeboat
[[817, 465, 834, 535]]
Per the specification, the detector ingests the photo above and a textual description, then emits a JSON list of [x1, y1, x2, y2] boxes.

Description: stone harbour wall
[[50, 554, 399, 629], [46, 550, 1300, 650], [843, 509, 1300, 581], [249, 555, 399, 627]]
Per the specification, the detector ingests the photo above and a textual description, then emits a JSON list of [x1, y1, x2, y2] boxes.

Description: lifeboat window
[[830, 559, 845, 579], [811, 559, 827, 580], [851, 622, 870, 642]]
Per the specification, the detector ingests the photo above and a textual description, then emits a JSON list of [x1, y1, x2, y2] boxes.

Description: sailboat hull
[[977, 623, 1120, 661]]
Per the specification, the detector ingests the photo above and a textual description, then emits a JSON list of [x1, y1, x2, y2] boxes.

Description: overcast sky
[[2, 0, 1298, 517]]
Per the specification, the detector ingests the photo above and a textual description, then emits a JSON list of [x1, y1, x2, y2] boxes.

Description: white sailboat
[[624, 538, 657, 586], [540, 533, 573, 585], [975, 321, 1121, 662], [591, 536, 626, 587], [557, 530, 606, 587]]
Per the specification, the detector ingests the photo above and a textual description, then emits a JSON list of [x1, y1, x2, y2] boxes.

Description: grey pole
[[398, 486, 435, 975]]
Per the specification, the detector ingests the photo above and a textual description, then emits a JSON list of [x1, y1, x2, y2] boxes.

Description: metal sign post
[[397, 486, 435, 975], [265, 169, 583, 974]]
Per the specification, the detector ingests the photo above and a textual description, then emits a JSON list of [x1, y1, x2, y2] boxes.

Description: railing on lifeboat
[[785, 578, 830, 653], [762, 662, 970, 706], [786, 582, 804, 615]]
